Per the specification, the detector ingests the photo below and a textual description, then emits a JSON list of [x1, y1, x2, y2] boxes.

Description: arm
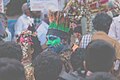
[[37, 33, 47, 46]]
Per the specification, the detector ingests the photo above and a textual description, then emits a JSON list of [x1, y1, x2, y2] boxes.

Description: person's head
[[85, 40, 115, 72], [0, 13, 7, 39], [0, 13, 7, 28], [31, 11, 42, 18], [33, 51, 62, 80], [17, 30, 42, 61], [0, 58, 26, 80], [22, 3, 31, 16], [73, 26, 82, 38], [70, 48, 85, 71], [92, 12, 112, 34], [86, 72, 117, 80], [0, 41, 23, 61]]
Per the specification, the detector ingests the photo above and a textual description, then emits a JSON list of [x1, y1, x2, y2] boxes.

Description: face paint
[[46, 35, 61, 47]]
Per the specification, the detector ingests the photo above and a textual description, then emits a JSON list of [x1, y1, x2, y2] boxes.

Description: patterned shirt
[[80, 33, 92, 49]]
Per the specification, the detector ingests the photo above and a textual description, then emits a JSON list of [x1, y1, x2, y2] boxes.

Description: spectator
[[14, 3, 33, 39], [59, 48, 86, 80], [0, 13, 11, 41], [31, 11, 49, 46], [80, 12, 112, 48], [43, 14, 49, 25], [70, 48, 86, 77], [80, 12, 120, 61], [85, 40, 115, 76], [0, 58, 26, 80], [33, 51, 62, 80], [86, 72, 117, 80], [0, 41, 22, 61]]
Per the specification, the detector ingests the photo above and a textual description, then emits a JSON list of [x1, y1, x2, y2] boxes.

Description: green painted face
[[46, 35, 61, 47]]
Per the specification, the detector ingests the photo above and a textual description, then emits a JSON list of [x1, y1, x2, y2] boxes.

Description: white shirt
[[14, 14, 33, 36], [3, 28, 12, 41], [108, 15, 120, 43], [36, 21, 49, 45]]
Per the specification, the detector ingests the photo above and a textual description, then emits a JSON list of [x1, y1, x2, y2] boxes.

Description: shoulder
[[113, 15, 120, 22], [42, 21, 49, 27]]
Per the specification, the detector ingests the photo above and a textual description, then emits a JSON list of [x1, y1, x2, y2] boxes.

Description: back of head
[[0, 41, 22, 61], [0, 58, 26, 80], [70, 48, 85, 71], [85, 40, 115, 72], [92, 12, 112, 34], [86, 72, 117, 80], [33, 51, 62, 80]]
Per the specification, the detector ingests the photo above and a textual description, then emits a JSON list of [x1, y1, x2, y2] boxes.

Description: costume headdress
[[47, 11, 70, 47]]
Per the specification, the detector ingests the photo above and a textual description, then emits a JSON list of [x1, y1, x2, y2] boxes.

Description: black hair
[[86, 72, 117, 80], [73, 26, 82, 34], [0, 58, 26, 80], [0, 41, 23, 61], [31, 35, 43, 60], [70, 48, 85, 71], [92, 12, 112, 34], [33, 51, 62, 80], [85, 40, 115, 72]]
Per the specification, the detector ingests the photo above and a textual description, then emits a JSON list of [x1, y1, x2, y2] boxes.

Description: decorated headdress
[[17, 29, 37, 60], [47, 11, 70, 47]]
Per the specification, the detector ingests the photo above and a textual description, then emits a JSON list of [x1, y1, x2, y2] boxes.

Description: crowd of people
[[0, 2, 120, 80]]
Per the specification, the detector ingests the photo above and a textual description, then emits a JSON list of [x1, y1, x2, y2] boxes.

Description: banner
[[0, 0, 4, 13], [30, 0, 59, 11]]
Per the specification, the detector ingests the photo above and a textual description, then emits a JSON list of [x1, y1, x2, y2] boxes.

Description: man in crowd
[[31, 11, 49, 46], [33, 51, 62, 80], [0, 58, 26, 80], [85, 40, 115, 76], [14, 3, 32, 39]]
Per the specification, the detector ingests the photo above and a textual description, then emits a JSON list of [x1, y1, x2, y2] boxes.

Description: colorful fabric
[[49, 22, 70, 33]]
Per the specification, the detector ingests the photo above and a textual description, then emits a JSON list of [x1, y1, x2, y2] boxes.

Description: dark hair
[[86, 72, 117, 80], [0, 58, 26, 80], [33, 51, 62, 80], [31, 36, 43, 60], [73, 26, 82, 34], [0, 41, 23, 61], [92, 12, 112, 34], [85, 40, 115, 72], [70, 48, 85, 71]]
